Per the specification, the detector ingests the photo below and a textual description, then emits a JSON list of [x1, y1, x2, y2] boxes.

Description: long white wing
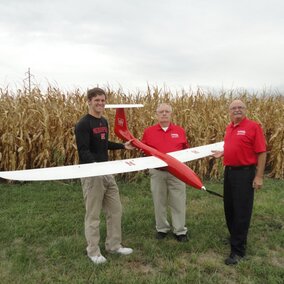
[[0, 142, 223, 181], [168, 141, 224, 162]]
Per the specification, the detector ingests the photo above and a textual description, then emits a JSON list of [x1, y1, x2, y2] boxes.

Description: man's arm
[[211, 150, 224, 158], [253, 152, 267, 190], [75, 121, 96, 163], [108, 140, 135, 150]]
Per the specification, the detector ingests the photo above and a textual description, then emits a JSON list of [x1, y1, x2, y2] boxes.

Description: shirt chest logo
[[237, 130, 246, 135], [92, 127, 107, 134], [171, 133, 179, 138]]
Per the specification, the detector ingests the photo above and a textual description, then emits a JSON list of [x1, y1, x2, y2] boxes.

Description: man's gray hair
[[156, 103, 172, 113]]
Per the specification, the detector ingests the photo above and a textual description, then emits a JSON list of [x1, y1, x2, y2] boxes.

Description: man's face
[[229, 100, 246, 123], [156, 105, 172, 125], [88, 94, 106, 115]]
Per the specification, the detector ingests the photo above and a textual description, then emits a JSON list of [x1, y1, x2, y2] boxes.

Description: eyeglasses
[[157, 110, 171, 114], [230, 106, 245, 111]]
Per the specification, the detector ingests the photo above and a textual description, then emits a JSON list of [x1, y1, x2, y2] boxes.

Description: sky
[[0, 0, 283, 93]]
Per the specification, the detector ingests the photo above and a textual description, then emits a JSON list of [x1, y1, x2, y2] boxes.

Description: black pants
[[224, 166, 255, 257]]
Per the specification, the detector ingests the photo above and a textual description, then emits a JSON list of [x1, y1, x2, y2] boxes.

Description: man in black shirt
[[75, 87, 133, 265]]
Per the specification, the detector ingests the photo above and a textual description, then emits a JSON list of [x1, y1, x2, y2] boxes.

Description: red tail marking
[[125, 160, 136, 166]]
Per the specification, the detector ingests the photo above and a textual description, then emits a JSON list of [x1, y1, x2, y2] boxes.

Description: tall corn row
[[0, 86, 283, 180], [0, 88, 85, 170]]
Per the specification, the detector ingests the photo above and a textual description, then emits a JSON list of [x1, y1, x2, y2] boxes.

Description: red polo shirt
[[224, 117, 266, 166], [141, 123, 189, 153]]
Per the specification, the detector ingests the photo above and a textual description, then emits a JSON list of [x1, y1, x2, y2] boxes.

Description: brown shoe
[[225, 253, 243, 265], [174, 234, 188, 242], [156, 232, 167, 240]]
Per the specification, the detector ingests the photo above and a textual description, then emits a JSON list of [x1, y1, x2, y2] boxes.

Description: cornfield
[[0, 86, 283, 180]]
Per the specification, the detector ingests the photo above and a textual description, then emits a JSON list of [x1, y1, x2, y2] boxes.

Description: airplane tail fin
[[114, 108, 135, 141]]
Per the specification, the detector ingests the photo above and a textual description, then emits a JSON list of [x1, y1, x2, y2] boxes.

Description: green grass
[[0, 177, 283, 284]]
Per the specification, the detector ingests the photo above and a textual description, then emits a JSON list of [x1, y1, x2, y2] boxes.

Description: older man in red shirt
[[212, 99, 266, 265], [142, 103, 190, 242]]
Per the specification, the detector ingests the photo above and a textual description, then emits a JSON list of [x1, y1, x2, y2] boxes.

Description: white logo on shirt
[[237, 130, 246, 135], [171, 133, 179, 138]]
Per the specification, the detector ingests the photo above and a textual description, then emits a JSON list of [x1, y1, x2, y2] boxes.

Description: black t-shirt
[[75, 114, 124, 164]]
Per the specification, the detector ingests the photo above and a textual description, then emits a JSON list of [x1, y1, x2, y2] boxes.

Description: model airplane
[[0, 104, 224, 196]]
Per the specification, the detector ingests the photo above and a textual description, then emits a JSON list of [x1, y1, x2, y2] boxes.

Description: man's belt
[[226, 165, 256, 171]]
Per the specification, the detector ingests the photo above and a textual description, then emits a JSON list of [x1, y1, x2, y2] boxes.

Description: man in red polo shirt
[[141, 103, 189, 242], [212, 99, 266, 265]]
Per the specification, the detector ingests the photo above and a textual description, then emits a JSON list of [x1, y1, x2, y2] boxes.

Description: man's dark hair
[[87, 87, 106, 100]]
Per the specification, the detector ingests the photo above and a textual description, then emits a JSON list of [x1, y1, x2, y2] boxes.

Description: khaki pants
[[81, 175, 122, 257], [149, 169, 187, 235]]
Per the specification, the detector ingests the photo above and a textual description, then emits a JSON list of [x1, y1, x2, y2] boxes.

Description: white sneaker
[[110, 247, 133, 255], [89, 254, 107, 264]]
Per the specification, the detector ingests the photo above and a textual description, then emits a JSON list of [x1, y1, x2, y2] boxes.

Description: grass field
[[0, 177, 283, 284]]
